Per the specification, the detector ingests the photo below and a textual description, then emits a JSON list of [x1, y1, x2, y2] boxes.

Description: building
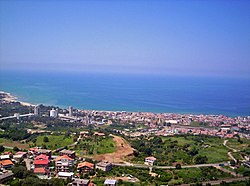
[[55, 155, 74, 172], [34, 105, 39, 116], [33, 154, 49, 175], [0, 160, 14, 169], [14, 113, 20, 120], [0, 172, 14, 184], [72, 178, 90, 186], [59, 149, 76, 159], [104, 179, 117, 186], [58, 172, 74, 180], [29, 148, 52, 159], [69, 106, 73, 117], [50, 108, 58, 118], [80, 131, 89, 138], [145, 156, 157, 166], [96, 161, 112, 172], [77, 161, 94, 174], [13, 151, 27, 160]]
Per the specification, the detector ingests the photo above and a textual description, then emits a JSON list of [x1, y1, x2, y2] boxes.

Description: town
[[0, 92, 249, 186]]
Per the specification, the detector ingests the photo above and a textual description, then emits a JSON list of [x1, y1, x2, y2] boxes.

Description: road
[[24, 158, 31, 171], [180, 176, 249, 186], [113, 162, 229, 169]]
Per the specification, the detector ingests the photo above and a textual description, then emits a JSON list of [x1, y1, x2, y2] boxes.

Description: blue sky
[[0, 0, 250, 77]]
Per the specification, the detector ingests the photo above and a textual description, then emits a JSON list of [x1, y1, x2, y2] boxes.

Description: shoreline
[[0, 91, 35, 107], [0, 90, 249, 118]]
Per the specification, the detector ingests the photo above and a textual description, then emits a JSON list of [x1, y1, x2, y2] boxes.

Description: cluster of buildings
[[0, 147, 117, 185]]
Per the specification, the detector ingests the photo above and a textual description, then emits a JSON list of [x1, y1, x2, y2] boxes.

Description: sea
[[0, 70, 250, 117]]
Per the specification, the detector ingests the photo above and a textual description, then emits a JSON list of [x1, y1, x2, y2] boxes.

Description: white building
[[145, 156, 157, 166], [34, 105, 39, 116], [68, 106, 73, 117], [50, 108, 58, 118]]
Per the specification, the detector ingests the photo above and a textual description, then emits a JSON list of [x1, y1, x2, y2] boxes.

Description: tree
[[0, 145, 5, 153], [230, 160, 236, 166], [13, 146, 19, 152], [175, 163, 182, 169], [194, 155, 208, 164], [43, 136, 49, 143]]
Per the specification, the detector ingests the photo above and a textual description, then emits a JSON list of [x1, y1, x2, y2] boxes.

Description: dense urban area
[[0, 92, 249, 186]]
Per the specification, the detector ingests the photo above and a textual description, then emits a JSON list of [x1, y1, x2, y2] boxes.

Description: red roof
[[55, 155, 73, 161], [34, 159, 49, 165], [34, 167, 46, 174], [0, 160, 14, 166], [35, 154, 49, 160], [77, 161, 94, 169], [34, 154, 49, 165]]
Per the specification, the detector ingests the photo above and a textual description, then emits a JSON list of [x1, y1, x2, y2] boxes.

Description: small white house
[[145, 156, 156, 166]]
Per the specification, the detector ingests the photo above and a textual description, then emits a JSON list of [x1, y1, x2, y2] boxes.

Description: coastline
[[0, 91, 35, 107], [0, 90, 249, 118]]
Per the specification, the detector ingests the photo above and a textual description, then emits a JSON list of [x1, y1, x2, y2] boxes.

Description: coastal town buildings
[[55, 155, 74, 172], [59, 149, 76, 159]]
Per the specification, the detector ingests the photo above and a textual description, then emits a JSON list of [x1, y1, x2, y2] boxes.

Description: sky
[[0, 0, 250, 77]]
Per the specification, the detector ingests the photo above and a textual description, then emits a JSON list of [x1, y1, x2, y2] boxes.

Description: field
[[227, 138, 250, 151], [75, 135, 116, 156], [92, 135, 134, 163], [30, 135, 74, 150], [130, 135, 230, 165], [93, 166, 233, 186], [0, 138, 29, 150]]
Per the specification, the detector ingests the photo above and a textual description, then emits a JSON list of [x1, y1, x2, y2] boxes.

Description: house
[[58, 172, 74, 180], [13, 151, 27, 159], [80, 131, 89, 138], [0, 172, 14, 184], [96, 161, 112, 172], [55, 155, 74, 172], [72, 178, 90, 186], [0, 154, 11, 160], [37, 149, 52, 158], [145, 156, 156, 166], [59, 149, 76, 159], [104, 179, 117, 186], [94, 132, 105, 137], [29, 148, 52, 158], [0, 160, 14, 169], [33, 154, 49, 175], [77, 161, 94, 174]]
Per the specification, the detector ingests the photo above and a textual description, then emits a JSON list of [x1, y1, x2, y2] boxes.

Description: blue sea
[[0, 70, 250, 117]]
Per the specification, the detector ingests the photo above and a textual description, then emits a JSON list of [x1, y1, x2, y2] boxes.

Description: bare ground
[[92, 135, 134, 163]]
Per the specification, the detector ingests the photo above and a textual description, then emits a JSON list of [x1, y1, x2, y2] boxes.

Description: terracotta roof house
[[0, 159, 14, 169], [33, 154, 49, 175], [59, 149, 76, 159], [55, 155, 74, 172], [77, 161, 94, 174]]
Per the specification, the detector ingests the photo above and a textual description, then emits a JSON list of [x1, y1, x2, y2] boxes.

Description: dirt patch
[[1, 140, 29, 150], [92, 135, 134, 163]]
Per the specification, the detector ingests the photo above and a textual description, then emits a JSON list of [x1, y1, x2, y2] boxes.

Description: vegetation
[[30, 134, 73, 150], [127, 135, 229, 165], [75, 135, 115, 155], [93, 166, 232, 186]]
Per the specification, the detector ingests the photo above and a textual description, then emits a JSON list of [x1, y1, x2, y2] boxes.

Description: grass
[[199, 145, 229, 163], [31, 135, 74, 150], [227, 139, 250, 151], [0, 137, 29, 150], [173, 167, 233, 184], [75, 136, 116, 156]]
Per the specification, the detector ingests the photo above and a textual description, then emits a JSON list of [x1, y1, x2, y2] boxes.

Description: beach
[[0, 91, 35, 107]]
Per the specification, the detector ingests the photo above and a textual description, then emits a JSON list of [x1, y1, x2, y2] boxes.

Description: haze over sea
[[0, 70, 249, 117]]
